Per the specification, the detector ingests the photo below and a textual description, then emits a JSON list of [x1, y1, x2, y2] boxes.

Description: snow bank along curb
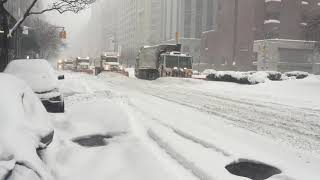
[[206, 71, 309, 85]]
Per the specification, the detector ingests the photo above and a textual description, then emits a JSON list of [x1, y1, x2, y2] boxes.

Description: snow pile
[[63, 99, 129, 138], [207, 71, 266, 84], [206, 71, 298, 84], [4, 59, 58, 93], [202, 69, 216, 75], [247, 71, 269, 84], [0, 73, 53, 180], [284, 71, 309, 79], [125, 68, 136, 78]]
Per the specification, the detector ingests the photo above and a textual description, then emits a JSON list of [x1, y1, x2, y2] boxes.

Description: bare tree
[[26, 18, 66, 59], [0, 0, 95, 71]]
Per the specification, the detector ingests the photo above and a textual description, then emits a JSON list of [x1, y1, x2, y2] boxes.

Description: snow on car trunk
[[4, 59, 58, 93]]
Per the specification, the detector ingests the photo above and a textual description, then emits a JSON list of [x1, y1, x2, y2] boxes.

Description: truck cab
[[75, 57, 93, 74], [101, 52, 120, 72], [159, 51, 193, 78]]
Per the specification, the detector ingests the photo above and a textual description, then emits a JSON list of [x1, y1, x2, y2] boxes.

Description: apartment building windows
[[184, 0, 192, 38], [195, 0, 203, 38], [206, 0, 214, 31]]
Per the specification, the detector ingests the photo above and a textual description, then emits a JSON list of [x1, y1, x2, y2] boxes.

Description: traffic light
[[59, 30, 67, 39]]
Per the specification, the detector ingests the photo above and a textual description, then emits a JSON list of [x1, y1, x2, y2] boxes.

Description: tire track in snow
[[127, 102, 236, 179], [129, 102, 232, 157], [99, 74, 320, 154], [145, 87, 320, 154], [148, 129, 216, 180], [157, 121, 232, 157]]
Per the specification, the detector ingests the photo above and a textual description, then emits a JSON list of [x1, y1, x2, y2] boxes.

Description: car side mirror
[[58, 75, 65, 80]]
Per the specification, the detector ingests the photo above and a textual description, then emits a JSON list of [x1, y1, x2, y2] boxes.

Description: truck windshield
[[179, 57, 192, 69], [78, 59, 90, 63], [165, 56, 179, 68], [103, 57, 118, 62], [165, 55, 192, 69]]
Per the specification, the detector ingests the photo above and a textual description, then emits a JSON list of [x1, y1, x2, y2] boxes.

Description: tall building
[[201, 0, 255, 71], [254, 0, 320, 40], [161, 0, 217, 66], [118, 0, 163, 64], [5, 0, 42, 20], [88, 0, 163, 65], [252, 0, 320, 74]]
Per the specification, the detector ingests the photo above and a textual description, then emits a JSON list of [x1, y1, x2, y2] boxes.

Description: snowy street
[[47, 71, 320, 180], [4, 1, 320, 179]]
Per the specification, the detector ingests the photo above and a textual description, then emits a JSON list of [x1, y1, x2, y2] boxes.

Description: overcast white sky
[[43, 1, 92, 57]]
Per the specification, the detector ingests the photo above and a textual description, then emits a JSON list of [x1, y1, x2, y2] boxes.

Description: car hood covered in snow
[[4, 59, 58, 93], [0, 73, 53, 180]]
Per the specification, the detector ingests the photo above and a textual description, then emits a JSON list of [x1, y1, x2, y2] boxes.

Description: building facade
[[161, 0, 218, 67], [254, 0, 320, 40], [1, 0, 43, 70], [254, 39, 320, 74], [200, 0, 320, 72], [252, 0, 320, 74], [87, 0, 218, 66], [201, 0, 255, 71]]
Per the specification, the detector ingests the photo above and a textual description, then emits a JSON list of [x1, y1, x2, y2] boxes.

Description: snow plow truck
[[135, 44, 193, 80], [93, 52, 128, 76]]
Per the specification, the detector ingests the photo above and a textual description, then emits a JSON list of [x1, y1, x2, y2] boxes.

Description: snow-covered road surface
[[47, 73, 195, 180], [47, 72, 320, 180]]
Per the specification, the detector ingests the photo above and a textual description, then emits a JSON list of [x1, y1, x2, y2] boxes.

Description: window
[[195, 0, 203, 38], [184, 0, 192, 38], [207, 0, 214, 31]]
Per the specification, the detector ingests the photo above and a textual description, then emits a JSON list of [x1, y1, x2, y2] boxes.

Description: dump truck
[[135, 44, 193, 80]]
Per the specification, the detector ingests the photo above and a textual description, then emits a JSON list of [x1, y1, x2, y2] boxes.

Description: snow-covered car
[[0, 73, 54, 180], [5, 59, 65, 113]]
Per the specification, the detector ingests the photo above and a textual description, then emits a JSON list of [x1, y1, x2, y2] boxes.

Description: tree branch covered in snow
[[30, 0, 96, 15], [6, 0, 95, 38]]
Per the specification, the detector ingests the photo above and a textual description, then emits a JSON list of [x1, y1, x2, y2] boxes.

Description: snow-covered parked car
[[0, 73, 54, 180], [5, 59, 65, 113]]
